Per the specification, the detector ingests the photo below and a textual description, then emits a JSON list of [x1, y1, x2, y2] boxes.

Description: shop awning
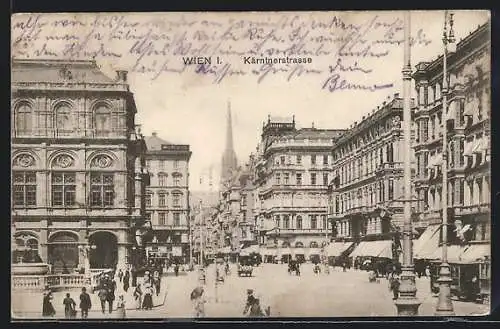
[[293, 248, 305, 255], [350, 240, 393, 259], [278, 248, 292, 256], [460, 244, 490, 263], [326, 242, 353, 257], [217, 246, 232, 254], [241, 244, 260, 254], [414, 224, 441, 259], [429, 245, 465, 263], [308, 248, 321, 256]]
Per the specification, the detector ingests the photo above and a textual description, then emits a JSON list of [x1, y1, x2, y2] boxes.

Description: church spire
[[225, 101, 234, 151], [221, 100, 238, 189]]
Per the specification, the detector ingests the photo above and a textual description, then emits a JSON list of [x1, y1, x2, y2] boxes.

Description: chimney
[[116, 70, 128, 82], [383, 101, 386, 106], [362, 116, 365, 120], [152, 132, 157, 137], [394, 93, 400, 98]]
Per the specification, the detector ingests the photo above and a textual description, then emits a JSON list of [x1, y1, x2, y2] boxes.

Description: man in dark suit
[[79, 287, 92, 319]]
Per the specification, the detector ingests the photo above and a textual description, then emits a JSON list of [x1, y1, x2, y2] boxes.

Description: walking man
[[79, 287, 92, 319]]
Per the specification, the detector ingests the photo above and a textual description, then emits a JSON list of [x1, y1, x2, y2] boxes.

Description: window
[[275, 215, 280, 228], [388, 179, 394, 200], [173, 213, 181, 226], [159, 160, 165, 170], [458, 139, 465, 167], [296, 155, 302, 165], [158, 173, 167, 186], [387, 143, 394, 163], [15, 103, 32, 135], [323, 173, 329, 186], [380, 181, 386, 202], [13, 172, 36, 206], [159, 193, 166, 207], [323, 155, 328, 165], [296, 173, 302, 185], [311, 155, 316, 165], [159, 212, 166, 225], [280, 156, 285, 165], [173, 193, 181, 207], [311, 173, 316, 185], [55, 103, 74, 136], [173, 174, 181, 186], [174, 160, 179, 169], [90, 173, 114, 207], [94, 105, 111, 136], [310, 215, 317, 229], [145, 213, 152, 222], [421, 119, 429, 142], [284, 173, 290, 185], [145, 194, 152, 207], [52, 172, 76, 206], [321, 215, 327, 229], [296, 216, 302, 229], [283, 215, 290, 229], [275, 173, 281, 185]]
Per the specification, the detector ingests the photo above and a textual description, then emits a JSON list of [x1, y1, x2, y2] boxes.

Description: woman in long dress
[[42, 291, 56, 317], [142, 283, 154, 310]]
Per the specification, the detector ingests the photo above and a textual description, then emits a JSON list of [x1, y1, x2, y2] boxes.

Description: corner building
[[11, 59, 148, 273], [144, 133, 192, 263], [254, 117, 345, 262]]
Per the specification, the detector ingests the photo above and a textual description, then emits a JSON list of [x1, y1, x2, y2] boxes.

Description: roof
[[12, 59, 117, 84], [294, 128, 346, 139], [145, 133, 173, 150]]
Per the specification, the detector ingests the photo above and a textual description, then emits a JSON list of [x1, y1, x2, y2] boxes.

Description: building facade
[[328, 94, 414, 263], [144, 133, 192, 263], [412, 23, 490, 263], [254, 117, 345, 259], [11, 59, 148, 273]]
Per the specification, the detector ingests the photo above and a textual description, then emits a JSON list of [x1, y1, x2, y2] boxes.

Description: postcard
[[11, 10, 490, 319]]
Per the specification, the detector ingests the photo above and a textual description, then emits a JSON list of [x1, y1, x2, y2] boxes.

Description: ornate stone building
[[328, 94, 415, 263], [11, 59, 148, 273], [143, 133, 192, 262], [412, 23, 490, 265], [254, 116, 345, 261]]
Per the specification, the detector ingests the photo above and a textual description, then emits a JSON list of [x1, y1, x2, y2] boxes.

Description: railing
[[455, 203, 490, 216], [12, 274, 91, 291]]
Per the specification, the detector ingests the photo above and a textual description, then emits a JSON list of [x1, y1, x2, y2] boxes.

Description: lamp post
[[435, 10, 456, 316], [394, 11, 421, 316]]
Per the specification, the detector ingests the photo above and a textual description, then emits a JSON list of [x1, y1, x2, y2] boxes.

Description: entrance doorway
[[88, 232, 118, 269], [48, 231, 79, 274]]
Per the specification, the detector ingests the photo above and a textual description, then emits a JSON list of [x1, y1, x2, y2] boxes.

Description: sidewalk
[[12, 275, 169, 319]]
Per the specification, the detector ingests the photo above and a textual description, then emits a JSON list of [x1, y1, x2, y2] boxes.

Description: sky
[[11, 10, 490, 192]]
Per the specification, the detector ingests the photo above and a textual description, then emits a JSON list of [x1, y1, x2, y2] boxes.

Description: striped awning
[[350, 240, 393, 259], [413, 224, 441, 259], [326, 242, 353, 257]]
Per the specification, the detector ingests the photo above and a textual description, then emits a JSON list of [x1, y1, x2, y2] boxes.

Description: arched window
[[55, 103, 73, 136], [310, 241, 319, 248], [15, 103, 32, 136], [94, 104, 111, 137]]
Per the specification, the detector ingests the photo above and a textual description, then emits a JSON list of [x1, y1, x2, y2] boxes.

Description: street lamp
[[394, 11, 421, 316], [435, 10, 457, 316]]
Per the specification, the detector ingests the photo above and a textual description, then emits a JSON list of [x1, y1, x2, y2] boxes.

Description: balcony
[[266, 228, 329, 235], [454, 203, 490, 217], [375, 162, 403, 175]]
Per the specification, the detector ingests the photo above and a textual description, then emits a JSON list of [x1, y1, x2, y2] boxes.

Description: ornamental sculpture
[[52, 154, 74, 168], [14, 154, 35, 167], [91, 155, 113, 168]]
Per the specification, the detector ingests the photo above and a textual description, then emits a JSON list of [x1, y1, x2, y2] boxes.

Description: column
[[483, 176, 489, 206], [36, 172, 47, 207], [117, 244, 127, 270], [39, 220, 48, 264], [76, 172, 86, 206], [464, 181, 471, 206]]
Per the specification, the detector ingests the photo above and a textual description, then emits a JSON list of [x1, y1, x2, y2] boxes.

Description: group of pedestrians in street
[[42, 287, 92, 319], [132, 270, 161, 310]]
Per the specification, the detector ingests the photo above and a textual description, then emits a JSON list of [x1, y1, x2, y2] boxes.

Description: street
[[124, 263, 488, 318]]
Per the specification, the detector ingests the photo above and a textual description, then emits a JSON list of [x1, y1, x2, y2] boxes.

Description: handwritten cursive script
[[11, 12, 433, 92]]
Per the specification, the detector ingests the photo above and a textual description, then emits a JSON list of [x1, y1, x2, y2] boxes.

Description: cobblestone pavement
[[12, 264, 489, 319]]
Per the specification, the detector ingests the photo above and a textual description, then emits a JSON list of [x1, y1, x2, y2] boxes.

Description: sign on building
[[172, 246, 182, 256]]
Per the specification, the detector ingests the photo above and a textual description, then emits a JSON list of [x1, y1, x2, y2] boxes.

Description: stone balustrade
[[12, 274, 91, 291]]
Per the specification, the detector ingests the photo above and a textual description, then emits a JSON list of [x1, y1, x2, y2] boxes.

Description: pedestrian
[[133, 284, 143, 310], [248, 298, 266, 317], [79, 287, 92, 319], [342, 261, 347, 272], [425, 266, 431, 277], [63, 293, 77, 319], [42, 290, 56, 317], [142, 283, 154, 310], [123, 270, 130, 292], [131, 268, 137, 287], [107, 282, 115, 314], [153, 270, 161, 296], [117, 269, 124, 283], [389, 273, 400, 300], [243, 289, 257, 315], [98, 284, 109, 313], [116, 295, 126, 319], [190, 286, 206, 317], [174, 264, 179, 277]]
